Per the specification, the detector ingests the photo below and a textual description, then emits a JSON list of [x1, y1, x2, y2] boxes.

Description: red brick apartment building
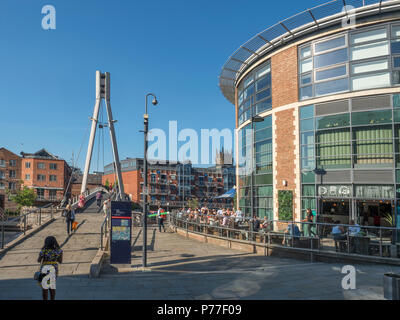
[[0, 148, 22, 211], [20, 149, 72, 204]]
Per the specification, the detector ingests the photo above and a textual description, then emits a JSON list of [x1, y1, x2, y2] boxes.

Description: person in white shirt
[[235, 208, 243, 223], [217, 208, 223, 216], [348, 219, 361, 235]]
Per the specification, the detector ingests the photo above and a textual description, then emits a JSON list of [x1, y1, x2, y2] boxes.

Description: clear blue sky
[[0, 0, 316, 172]]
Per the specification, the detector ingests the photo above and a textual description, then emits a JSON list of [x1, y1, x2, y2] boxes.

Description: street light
[[142, 92, 158, 268]]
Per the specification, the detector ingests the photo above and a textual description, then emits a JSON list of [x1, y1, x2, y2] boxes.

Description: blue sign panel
[[110, 201, 132, 264]]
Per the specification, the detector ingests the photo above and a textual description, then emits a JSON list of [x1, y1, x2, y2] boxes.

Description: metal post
[[39, 208, 42, 226], [142, 98, 149, 268], [1, 213, 4, 249], [380, 228, 383, 257], [51, 205, 53, 219], [81, 71, 102, 194], [24, 215, 26, 235]]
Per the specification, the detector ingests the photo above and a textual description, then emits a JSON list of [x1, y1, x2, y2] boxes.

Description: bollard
[[24, 215, 27, 235], [39, 208, 42, 226]]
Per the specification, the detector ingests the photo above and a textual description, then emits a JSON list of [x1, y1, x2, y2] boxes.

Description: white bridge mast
[[81, 71, 125, 199]]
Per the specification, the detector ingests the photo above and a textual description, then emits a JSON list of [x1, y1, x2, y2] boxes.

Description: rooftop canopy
[[219, 0, 399, 104]]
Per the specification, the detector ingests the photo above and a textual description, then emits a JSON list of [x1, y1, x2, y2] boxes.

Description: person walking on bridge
[[65, 204, 75, 235], [37, 236, 63, 300], [157, 207, 166, 232], [96, 191, 103, 211]]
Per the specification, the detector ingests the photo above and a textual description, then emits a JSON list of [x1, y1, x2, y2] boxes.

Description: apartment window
[[0, 159, 5, 167], [25, 162, 31, 168], [37, 174, 46, 181], [37, 163, 45, 169], [0, 171, 4, 179], [9, 170, 16, 178], [49, 175, 57, 182], [25, 174, 30, 180], [49, 163, 57, 170], [49, 190, 57, 200], [37, 188, 45, 198], [9, 159, 16, 167], [0, 182, 4, 189], [8, 182, 16, 190]]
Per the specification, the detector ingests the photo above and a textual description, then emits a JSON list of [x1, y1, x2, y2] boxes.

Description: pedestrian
[[302, 208, 316, 237], [157, 206, 166, 232], [103, 199, 110, 217], [77, 194, 85, 213], [96, 191, 103, 210], [37, 236, 63, 300], [65, 204, 75, 235]]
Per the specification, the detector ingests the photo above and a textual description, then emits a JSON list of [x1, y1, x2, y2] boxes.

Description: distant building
[[0, 148, 22, 211], [20, 149, 72, 204], [70, 172, 103, 197], [102, 156, 236, 210]]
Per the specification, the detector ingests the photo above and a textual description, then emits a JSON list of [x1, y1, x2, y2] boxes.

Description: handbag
[[72, 221, 78, 230], [34, 265, 45, 282]]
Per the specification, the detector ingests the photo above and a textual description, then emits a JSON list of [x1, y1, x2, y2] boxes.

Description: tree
[[7, 186, 36, 211], [188, 198, 199, 210], [105, 179, 110, 189]]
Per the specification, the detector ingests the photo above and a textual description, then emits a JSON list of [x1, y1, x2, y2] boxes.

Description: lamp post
[[142, 93, 158, 268], [250, 115, 264, 229]]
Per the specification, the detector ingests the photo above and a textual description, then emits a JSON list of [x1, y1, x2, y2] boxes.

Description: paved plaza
[[0, 213, 398, 299]]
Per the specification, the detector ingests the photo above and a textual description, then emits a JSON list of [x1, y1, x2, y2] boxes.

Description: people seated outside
[[332, 221, 347, 252], [282, 223, 301, 246], [252, 215, 260, 232], [235, 208, 243, 223], [348, 220, 361, 235]]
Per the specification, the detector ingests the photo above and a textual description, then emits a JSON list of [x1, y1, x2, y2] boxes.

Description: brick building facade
[[0, 148, 22, 211]]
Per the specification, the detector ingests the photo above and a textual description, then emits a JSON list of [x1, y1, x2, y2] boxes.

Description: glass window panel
[[351, 110, 392, 125], [301, 157, 315, 170], [239, 114, 244, 125], [300, 118, 314, 131], [300, 58, 312, 73], [257, 186, 273, 197], [394, 56, 400, 68], [315, 35, 346, 53], [255, 127, 272, 142], [255, 99, 272, 114], [256, 63, 271, 78], [301, 73, 312, 85], [300, 85, 313, 100], [254, 174, 272, 185], [395, 110, 400, 123], [301, 145, 315, 158], [315, 77, 349, 96], [302, 185, 315, 197], [256, 88, 270, 102], [255, 139, 272, 153], [255, 116, 272, 130], [238, 92, 244, 105], [301, 131, 314, 145], [302, 198, 316, 210], [392, 25, 400, 38], [350, 41, 389, 60], [394, 94, 400, 108], [352, 58, 388, 74], [316, 113, 350, 129], [300, 46, 311, 59], [355, 185, 394, 199], [314, 48, 348, 68], [243, 83, 255, 100], [256, 76, 269, 91], [315, 65, 347, 81], [393, 70, 400, 85], [351, 72, 390, 91], [301, 171, 315, 183], [244, 75, 254, 88], [391, 40, 400, 54], [300, 105, 314, 120], [350, 28, 387, 45], [255, 152, 272, 164]]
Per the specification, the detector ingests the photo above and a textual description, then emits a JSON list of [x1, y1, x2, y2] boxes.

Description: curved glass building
[[219, 0, 400, 226]]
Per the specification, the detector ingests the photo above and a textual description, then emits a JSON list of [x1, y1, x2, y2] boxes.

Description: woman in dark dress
[[37, 236, 63, 300]]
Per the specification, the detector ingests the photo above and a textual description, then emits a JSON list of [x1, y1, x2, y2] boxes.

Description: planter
[[383, 273, 400, 300]]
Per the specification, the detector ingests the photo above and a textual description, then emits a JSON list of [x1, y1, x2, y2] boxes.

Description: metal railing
[[1, 204, 59, 249], [169, 212, 400, 260]]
